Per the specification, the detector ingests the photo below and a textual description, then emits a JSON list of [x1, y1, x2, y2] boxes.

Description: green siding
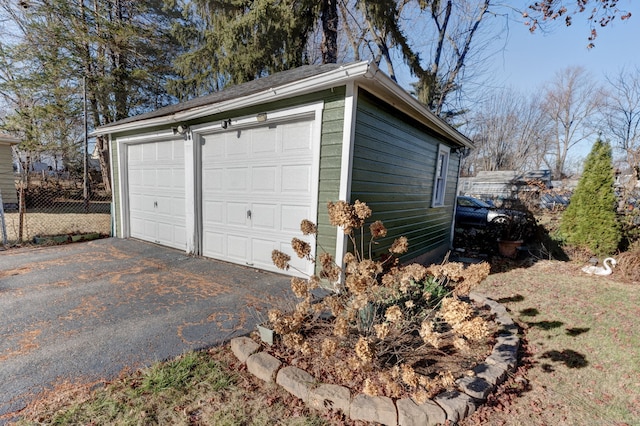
[[349, 90, 458, 263], [316, 96, 346, 261]]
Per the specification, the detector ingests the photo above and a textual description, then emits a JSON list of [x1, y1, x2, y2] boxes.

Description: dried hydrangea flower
[[419, 320, 442, 348], [290, 277, 308, 299], [271, 250, 290, 270], [355, 336, 375, 364], [453, 316, 490, 341], [353, 200, 372, 222], [369, 220, 387, 238], [307, 274, 320, 290], [321, 338, 338, 358], [362, 378, 379, 396], [440, 297, 474, 326], [327, 200, 355, 234], [291, 237, 311, 259], [389, 236, 409, 254], [300, 219, 317, 235], [439, 370, 456, 387], [401, 364, 419, 387], [333, 316, 349, 337], [346, 273, 369, 295], [385, 305, 403, 323], [373, 322, 390, 339], [358, 259, 382, 277]]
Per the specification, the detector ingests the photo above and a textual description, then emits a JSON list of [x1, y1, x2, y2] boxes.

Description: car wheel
[[490, 216, 509, 225]]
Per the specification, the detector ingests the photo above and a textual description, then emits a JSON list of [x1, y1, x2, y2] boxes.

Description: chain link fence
[[1, 169, 111, 247]]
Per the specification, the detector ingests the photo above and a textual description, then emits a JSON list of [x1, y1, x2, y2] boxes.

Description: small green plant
[[270, 200, 493, 401]]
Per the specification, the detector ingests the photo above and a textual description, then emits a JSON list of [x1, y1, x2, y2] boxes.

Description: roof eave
[[92, 61, 372, 137], [355, 63, 474, 149]]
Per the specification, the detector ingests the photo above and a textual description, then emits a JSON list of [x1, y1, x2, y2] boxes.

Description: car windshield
[[459, 197, 492, 208]]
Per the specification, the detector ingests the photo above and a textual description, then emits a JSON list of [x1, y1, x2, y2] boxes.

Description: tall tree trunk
[[321, 0, 338, 63]]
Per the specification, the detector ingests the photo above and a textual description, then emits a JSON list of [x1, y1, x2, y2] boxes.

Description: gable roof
[[94, 61, 473, 148]]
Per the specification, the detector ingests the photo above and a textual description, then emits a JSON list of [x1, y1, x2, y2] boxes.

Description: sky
[[393, 0, 639, 165], [493, 0, 639, 94]]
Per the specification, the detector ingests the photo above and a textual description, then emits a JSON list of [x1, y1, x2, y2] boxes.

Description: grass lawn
[[11, 260, 640, 426]]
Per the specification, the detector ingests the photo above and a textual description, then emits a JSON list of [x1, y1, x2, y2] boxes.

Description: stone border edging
[[230, 292, 518, 426]]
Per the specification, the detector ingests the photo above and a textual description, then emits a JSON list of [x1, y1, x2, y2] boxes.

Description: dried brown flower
[[327, 200, 356, 234], [353, 200, 372, 222], [321, 338, 338, 358], [290, 277, 308, 299], [355, 336, 376, 364], [291, 238, 311, 259], [369, 220, 387, 238], [401, 364, 419, 388], [307, 275, 320, 290], [440, 297, 474, 326], [324, 295, 343, 316], [385, 305, 403, 323], [319, 252, 341, 282], [333, 316, 349, 337], [453, 316, 490, 341], [346, 273, 369, 295], [419, 319, 442, 348], [373, 322, 390, 339], [358, 259, 382, 277], [362, 378, 380, 396], [300, 219, 317, 235], [271, 250, 290, 270], [389, 236, 409, 254]]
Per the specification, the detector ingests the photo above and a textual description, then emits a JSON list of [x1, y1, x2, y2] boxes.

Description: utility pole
[[83, 75, 90, 213]]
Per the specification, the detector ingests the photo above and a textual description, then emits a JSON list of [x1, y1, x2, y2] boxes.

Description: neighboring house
[[0, 133, 19, 208], [459, 170, 552, 201], [94, 61, 473, 277]]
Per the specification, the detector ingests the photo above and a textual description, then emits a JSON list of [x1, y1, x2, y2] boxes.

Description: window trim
[[432, 144, 450, 207]]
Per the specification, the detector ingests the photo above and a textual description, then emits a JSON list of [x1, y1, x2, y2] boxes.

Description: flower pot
[[257, 324, 275, 346], [497, 239, 523, 259]]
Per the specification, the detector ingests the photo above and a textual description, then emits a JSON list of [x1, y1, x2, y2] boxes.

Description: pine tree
[[560, 138, 621, 256]]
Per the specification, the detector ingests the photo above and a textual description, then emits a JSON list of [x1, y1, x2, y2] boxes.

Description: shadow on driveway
[[0, 238, 292, 422]]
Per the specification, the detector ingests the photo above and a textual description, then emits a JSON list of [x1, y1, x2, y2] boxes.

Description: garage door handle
[[154, 201, 158, 208], [247, 210, 251, 219]]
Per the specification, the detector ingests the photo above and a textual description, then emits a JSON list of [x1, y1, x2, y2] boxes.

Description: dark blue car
[[455, 196, 512, 227]]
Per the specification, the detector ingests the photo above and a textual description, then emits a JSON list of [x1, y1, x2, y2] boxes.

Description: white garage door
[[127, 139, 186, 250], [201, 118, 316, 275]]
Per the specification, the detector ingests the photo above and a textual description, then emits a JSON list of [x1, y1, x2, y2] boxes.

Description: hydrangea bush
[[269, 200, 493, 401]]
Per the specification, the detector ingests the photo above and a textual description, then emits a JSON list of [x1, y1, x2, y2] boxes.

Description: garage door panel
[[282, 122, 312, 152], [251, 203, 277, 230], [251, 127, 277, 154], [226, 132, 250, 157], [202, 117, 315, 276], [227, 168, 248, 191], [281, 205, 311, 232], [127, 138, 186, 250], [204, 201, 223, 225], [226, 202, 248, 227], [204, 231, 224, 256], [227, 235, 249, 261], [282, 165, 311, 192], [252, 167, 277, 192]]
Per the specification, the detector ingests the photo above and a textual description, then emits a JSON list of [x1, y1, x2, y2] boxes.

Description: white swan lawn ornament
[[581, 257, 617, 276]]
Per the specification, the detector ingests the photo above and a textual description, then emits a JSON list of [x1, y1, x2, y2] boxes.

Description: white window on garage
[[432, 144, 450, 207]]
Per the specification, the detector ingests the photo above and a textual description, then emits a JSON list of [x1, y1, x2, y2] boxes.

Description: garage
[[100, 61, 474, 277], [199, 116, 318, 275], [126, 138, 187, 250]]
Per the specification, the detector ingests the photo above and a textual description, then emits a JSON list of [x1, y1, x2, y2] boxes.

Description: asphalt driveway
[[0, 238, 292, 422]]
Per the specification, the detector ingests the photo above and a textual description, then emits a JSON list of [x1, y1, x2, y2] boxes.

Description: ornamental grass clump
[[269, 200, 494, 401]]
